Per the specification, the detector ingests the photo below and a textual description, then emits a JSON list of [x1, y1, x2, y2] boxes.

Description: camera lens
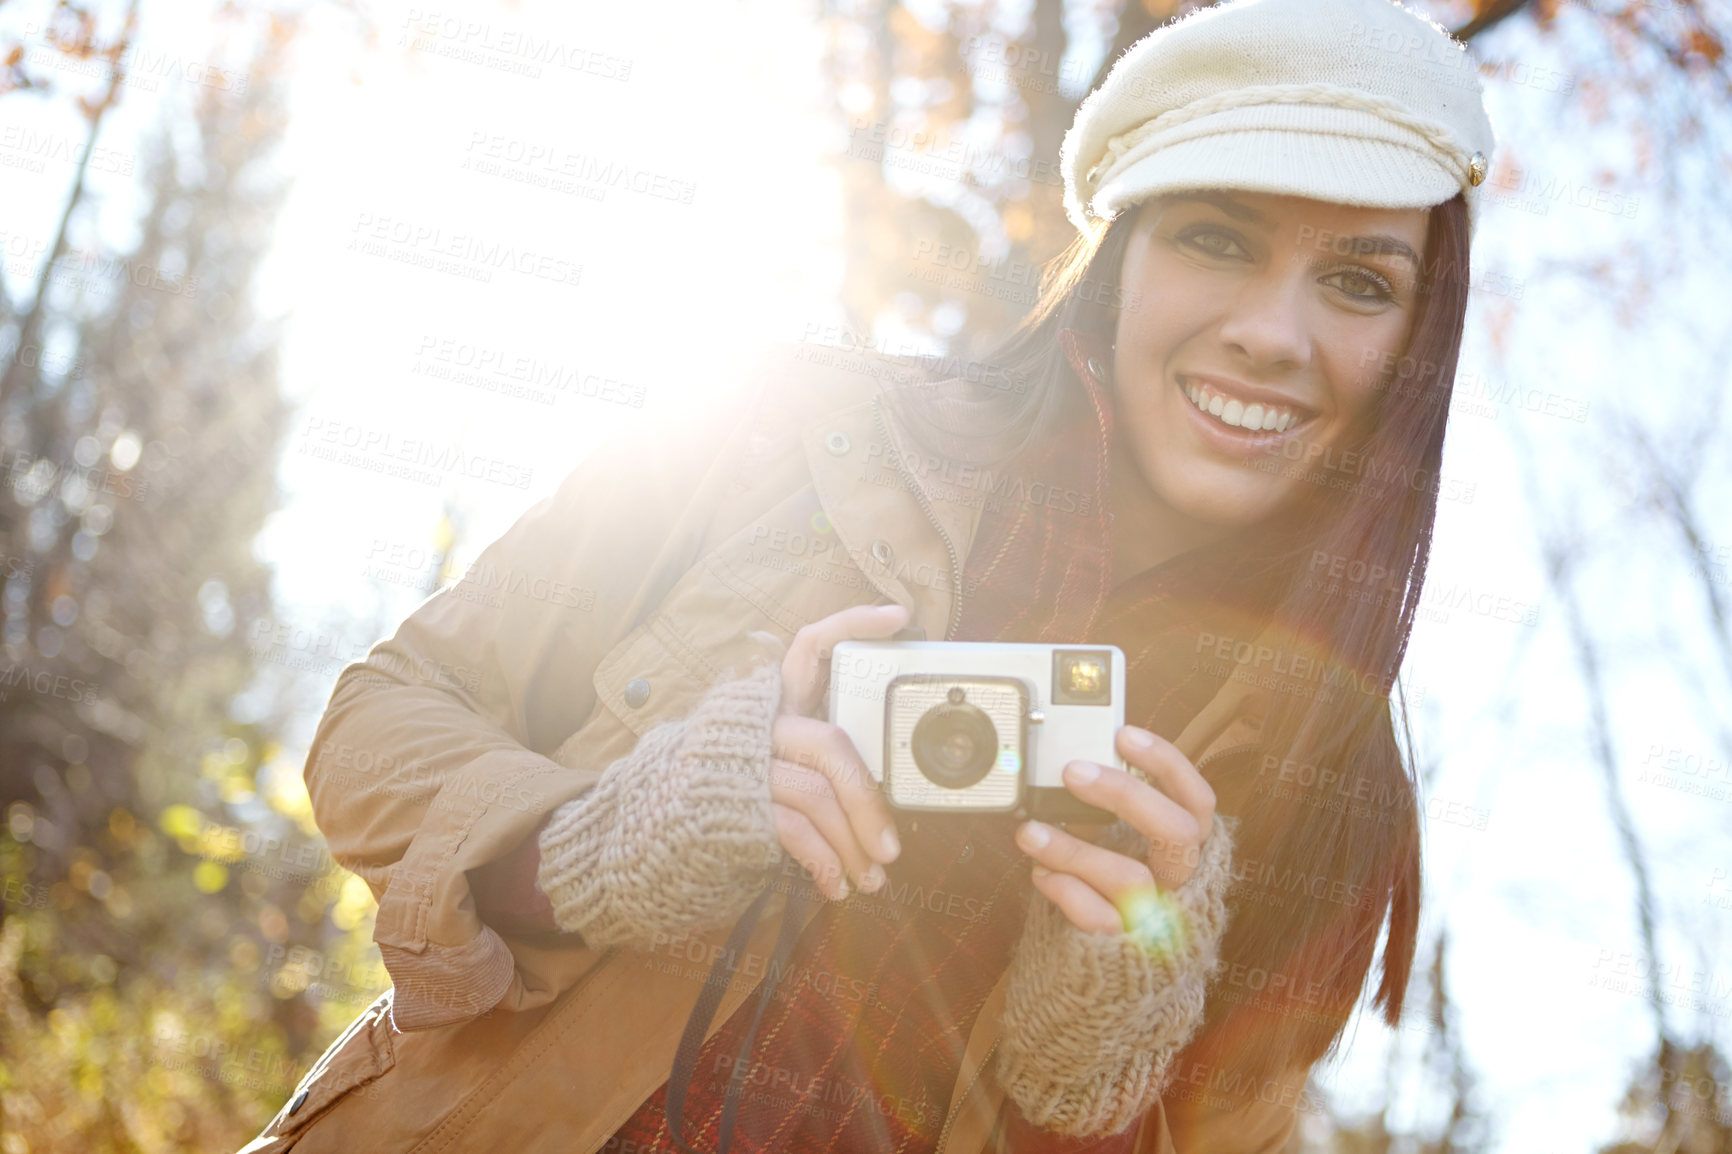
[[910, 688, 1000, 790]]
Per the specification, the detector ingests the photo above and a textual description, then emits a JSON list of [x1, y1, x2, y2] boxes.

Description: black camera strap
[[665, 880, 811, 1154]]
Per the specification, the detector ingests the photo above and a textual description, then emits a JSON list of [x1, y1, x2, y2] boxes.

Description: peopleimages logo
[[461, 133, 696, 205], [796, 323, 1032, 394], [345, 213, 583, 288], [862, 442, 1093, 516], [397, 11, 634, 81], [0, 662, 98, 704], [0, 125, 135, 174], [843, 118, 1065, 189], [297, 416, 535, 490], [411, 336, 646, 408]]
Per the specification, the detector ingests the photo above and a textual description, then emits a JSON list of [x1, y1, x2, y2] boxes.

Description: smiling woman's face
[[1110, 190, 1431, 532]]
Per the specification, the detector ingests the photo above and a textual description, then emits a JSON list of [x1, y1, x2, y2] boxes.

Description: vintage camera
[[828, 640, 1127, 823]]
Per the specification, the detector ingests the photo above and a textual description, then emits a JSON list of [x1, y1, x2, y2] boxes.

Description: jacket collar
[[799, 387, 967, 637], [798, 327, 1118, 640]]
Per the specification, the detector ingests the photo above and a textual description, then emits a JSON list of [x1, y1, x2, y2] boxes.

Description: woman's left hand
[[1014, 725, 1215, 935]]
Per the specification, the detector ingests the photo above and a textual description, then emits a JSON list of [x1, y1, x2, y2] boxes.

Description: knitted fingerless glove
[[534, 659, 787, 949], [995, 815, 1238, 1138]]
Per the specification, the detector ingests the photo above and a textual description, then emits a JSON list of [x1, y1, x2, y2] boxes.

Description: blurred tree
[[0, 0, 140, 404], [0, 7, 377, 1149], [817, 0, 1728, 354], [1597, 1041, 1732, 1153], [1288, 932, 1491, 1152]]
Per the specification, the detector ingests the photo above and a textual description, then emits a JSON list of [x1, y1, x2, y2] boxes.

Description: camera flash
[[1065, 657, 1104, 695], [1052, 648, 1113, 706]]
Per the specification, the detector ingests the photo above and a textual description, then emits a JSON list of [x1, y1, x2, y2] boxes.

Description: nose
[[1215, 266, 1312, 374]]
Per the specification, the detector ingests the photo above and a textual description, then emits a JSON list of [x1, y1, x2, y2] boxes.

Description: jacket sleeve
[[302, 355, 783, 1033]]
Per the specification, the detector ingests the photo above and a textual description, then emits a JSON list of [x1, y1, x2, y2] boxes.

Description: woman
[[240, 0, 1495, 1150]]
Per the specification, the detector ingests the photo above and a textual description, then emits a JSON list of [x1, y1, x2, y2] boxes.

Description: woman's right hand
[[767, 603, 909, 901]]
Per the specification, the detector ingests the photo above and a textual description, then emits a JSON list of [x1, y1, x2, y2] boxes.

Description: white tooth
[[1208, 394, 1225, 417], [1262, 408, 1280, 430], [1187, 384, 1201, 405], [1221, 399, 1244, 427], [1277, 413, 1293, 432], [1242, 403, 1263, 430]]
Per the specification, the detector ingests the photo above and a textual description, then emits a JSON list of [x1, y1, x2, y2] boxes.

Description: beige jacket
[[238, 340, 1312, 1154]]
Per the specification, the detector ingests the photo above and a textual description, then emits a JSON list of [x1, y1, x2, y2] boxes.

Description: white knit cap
[[1062, 0, 1498, 240]]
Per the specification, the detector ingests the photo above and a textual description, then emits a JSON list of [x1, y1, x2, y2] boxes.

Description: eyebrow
[[1332, 235, 1421, 268], [1163, 191, 1265, 223], [1162, 192, 1422, 268]]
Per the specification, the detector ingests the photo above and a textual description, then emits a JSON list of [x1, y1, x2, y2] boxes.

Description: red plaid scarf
[[600, 330, 1284, 1154]]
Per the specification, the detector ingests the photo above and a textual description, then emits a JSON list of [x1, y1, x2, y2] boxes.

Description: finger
[[1030, 866, 1122, 935], [1061, 757, 1205, 851], [1059, 760, 1205, 888], [767, 758, 883, 893], [772, 805, 850, 901], [1117, 727, 1217, 834], [1015, 820, 1155, 908], [780, 603, 911, 716], [775, 713, 900, 864]]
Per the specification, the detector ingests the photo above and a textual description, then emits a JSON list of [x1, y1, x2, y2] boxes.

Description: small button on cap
[[287, 1089, 310, 1115], [825, 431, 851, 456], [623, 678, 651, 709]]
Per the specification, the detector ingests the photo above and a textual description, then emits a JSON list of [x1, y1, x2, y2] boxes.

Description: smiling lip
[[1176, 372, 1320, 455], [1182, 373, 1320, 421]]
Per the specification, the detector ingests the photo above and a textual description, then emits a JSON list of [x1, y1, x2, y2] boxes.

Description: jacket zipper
[[872, 395, 963, 641], [936, 1037, 999, 1153]]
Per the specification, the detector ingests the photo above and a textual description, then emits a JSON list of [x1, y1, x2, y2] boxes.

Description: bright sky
[[254, 0, 847, 637], [1, 0, 1725, 1148]]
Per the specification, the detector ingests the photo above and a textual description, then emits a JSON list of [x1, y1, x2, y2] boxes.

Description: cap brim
[[1094, 128, 1465, 223]]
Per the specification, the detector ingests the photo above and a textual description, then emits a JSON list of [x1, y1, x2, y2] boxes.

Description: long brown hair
[[887, 190, 1472, 1083]]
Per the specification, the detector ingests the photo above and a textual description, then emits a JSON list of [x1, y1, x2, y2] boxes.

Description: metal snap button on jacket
[[825, 431, 851, 456], [287, 1089, 309, 1115], [623, 678, 651, 709], [871, 539, 892, 565]]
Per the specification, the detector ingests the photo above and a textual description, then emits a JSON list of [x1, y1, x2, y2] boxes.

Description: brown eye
[[1178, 227, 1248, 259], [1326, 268, 1395, 303]]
